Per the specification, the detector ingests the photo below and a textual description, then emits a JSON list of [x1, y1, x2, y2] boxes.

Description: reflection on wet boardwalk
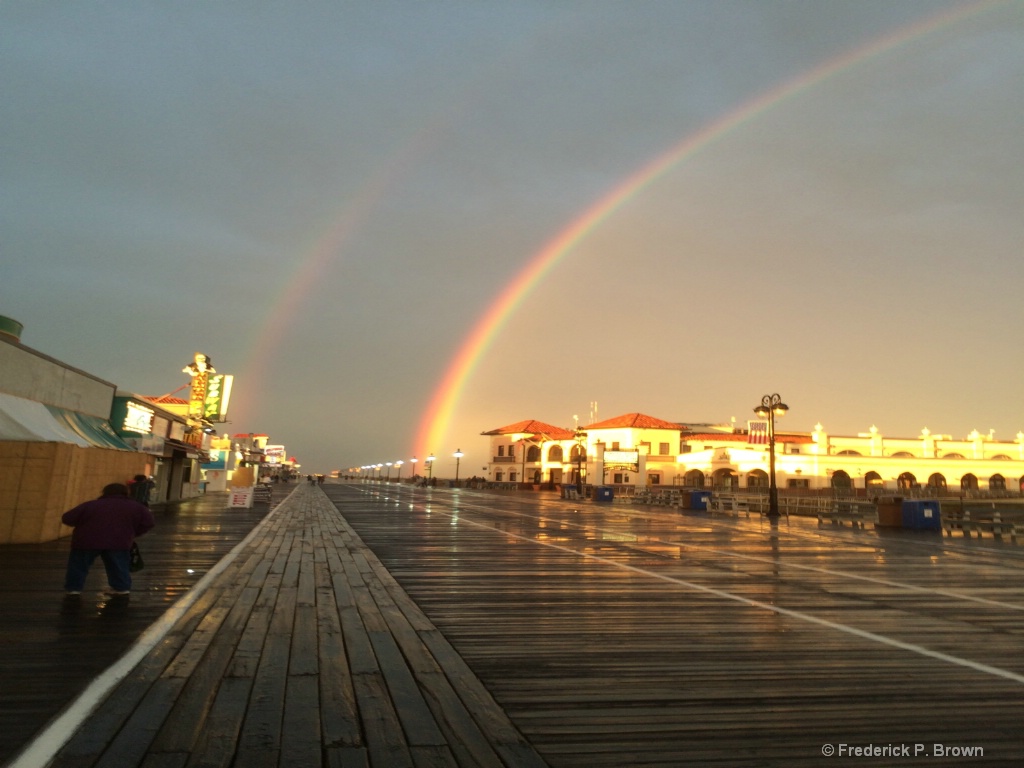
[[327, 483, 1024, 766], [6, 482, 1024, 767]]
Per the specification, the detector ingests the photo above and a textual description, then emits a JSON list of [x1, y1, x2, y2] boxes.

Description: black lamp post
[[754, 393, 788, 518], [575, 428, 586, 494], [453, 448, 464, 483]]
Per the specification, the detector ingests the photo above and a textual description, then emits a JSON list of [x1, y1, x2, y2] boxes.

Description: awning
[[46, 406, 134, 450], [0, 391, 91, 446]]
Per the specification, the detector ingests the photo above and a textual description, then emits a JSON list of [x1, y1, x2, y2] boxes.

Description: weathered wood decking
[[6, 481, 1024, 766], [329, 483, 1024, 766], [29, 485, 544, 768]]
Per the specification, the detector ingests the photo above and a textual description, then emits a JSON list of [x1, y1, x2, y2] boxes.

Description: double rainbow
[[413, 0, 1003, 458]]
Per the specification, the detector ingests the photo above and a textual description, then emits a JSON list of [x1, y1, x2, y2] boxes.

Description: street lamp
[[376, 463, 383, 480], [753, 393, 789, 518], [574, 427, 587, 494], [385, 462, 393, 481], [426, 454, 435, 482], [453, 448, 464, 483], [409, 456, 417, 480], [395, 460, 403, 482]]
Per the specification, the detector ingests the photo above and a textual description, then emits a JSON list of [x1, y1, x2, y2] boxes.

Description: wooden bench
[[817, 499, 875, 528], [943, 509, 1024, 540]]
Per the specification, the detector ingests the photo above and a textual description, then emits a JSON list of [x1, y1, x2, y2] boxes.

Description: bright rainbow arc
[[414, 0, 1004, 459]]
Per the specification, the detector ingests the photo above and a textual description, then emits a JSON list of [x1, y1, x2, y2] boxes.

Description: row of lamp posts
[[361, 448, 466, 483]]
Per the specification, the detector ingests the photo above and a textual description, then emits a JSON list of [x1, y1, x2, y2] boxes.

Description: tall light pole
[[385, 462, 393, 481], [574, 427, 586, 494], [754, 393, 789, 518], [395, 460, 403, 482], [426, 454, 435, 482], [453, 448, 464, 483], [409, 456, 417, 480]]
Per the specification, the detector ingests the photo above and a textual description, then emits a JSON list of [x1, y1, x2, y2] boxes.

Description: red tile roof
[[481, 420, 575, 440], [586, 413, 683, 430]]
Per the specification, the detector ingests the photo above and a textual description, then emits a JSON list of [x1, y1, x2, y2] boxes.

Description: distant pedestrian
[[61, 483, 155, 597], [129, 474, 155, 506]]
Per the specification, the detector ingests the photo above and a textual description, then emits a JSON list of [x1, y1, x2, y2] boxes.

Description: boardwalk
[[4, 481, 1024, 766], [328, 483, 1024, 766]]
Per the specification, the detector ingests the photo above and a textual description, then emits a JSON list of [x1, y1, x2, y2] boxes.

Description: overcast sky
[[3, 1, 1022, 476]]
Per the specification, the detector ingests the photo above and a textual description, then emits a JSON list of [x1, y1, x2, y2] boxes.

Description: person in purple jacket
[[62, 482, 155, 596]]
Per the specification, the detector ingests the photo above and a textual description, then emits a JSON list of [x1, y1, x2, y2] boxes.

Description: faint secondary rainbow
[[414, 0, 1005, 457]]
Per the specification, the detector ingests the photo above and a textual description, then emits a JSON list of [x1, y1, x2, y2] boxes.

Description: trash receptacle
[[875, 497, 903, 528], [595, 486, 614, 502], [902, 500, 941, 530], [690, 491, 710, 511]]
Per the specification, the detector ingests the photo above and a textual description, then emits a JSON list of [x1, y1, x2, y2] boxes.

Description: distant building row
[[0, 315, 287, 543], [481, 412, 1024, 496]]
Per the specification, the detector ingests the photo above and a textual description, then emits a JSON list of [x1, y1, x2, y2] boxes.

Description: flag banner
[[748, 420, 769, 445]]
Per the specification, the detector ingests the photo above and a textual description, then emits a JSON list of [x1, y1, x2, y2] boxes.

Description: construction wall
[[0, 441, 147, 544]]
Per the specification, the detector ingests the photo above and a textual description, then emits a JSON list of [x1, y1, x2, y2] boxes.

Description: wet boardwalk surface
[[3, 481, 1024, 766], [330, 483, 1024, 766], [0, 489, 276, 767]]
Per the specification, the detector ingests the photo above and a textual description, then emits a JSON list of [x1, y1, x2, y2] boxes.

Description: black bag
[[129, 542, 144, 572]]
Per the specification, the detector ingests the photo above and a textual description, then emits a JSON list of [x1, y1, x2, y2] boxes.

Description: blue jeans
[[64, 549, 132, 592]]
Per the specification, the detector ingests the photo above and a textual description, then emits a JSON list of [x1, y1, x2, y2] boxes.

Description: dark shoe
[[106, 590, 130, 596]]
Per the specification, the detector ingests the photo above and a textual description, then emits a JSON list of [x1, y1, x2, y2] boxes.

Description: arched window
[[960, 474, 979, 491], [865, 471, 884, 488], [684, 469, 705, 488], [495, 471, 503, 482], [989, 474, 1006, 491], [570, 444, 586, 462], [548, 445, 564, 462], [891, 452, 914, 458], [943, 453, 965, 459], [747, 469, 769, 488], [526, 445, 541, 462], [532, 469, 542, 484], [712, 468, 738, 490], [897, 472, 917, 490], [836, 450, 861, 456], [927, 473, 947, 491], [831, 470, 852, 489]]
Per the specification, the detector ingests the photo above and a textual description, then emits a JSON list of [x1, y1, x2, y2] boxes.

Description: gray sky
[[3, 1, 1022, 476]]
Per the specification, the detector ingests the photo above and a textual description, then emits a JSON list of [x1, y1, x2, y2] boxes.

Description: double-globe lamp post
[[754, 393, 788, 518]]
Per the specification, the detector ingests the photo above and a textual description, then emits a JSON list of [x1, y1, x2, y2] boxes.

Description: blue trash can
[[690, 491, 710, 511], [901, 500, 941, 530], [595, 486, 614, 502]]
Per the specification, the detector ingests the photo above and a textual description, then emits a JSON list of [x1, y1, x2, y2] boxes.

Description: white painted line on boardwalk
[[460, 499, 1024, 612], [7, 493, 295, 768], [437, 506, 1024, 687]]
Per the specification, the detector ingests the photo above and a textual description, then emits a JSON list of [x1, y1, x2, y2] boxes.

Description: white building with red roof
[[481, 412, 1024, 497]]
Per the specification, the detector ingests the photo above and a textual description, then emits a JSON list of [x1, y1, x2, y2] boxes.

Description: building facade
[[481, 413, 1024, 497]]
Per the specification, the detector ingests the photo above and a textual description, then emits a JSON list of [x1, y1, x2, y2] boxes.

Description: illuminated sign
[[189, 372, 208, 418], [604, 450, 640, 464], [122, 401, 155, 434], [603, 449, 639, 471], [265, 444, 285, 464], [203, 374, 233, 422]]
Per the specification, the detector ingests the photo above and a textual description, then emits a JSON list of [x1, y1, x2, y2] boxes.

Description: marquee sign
[[604, 450, 639, 471]]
